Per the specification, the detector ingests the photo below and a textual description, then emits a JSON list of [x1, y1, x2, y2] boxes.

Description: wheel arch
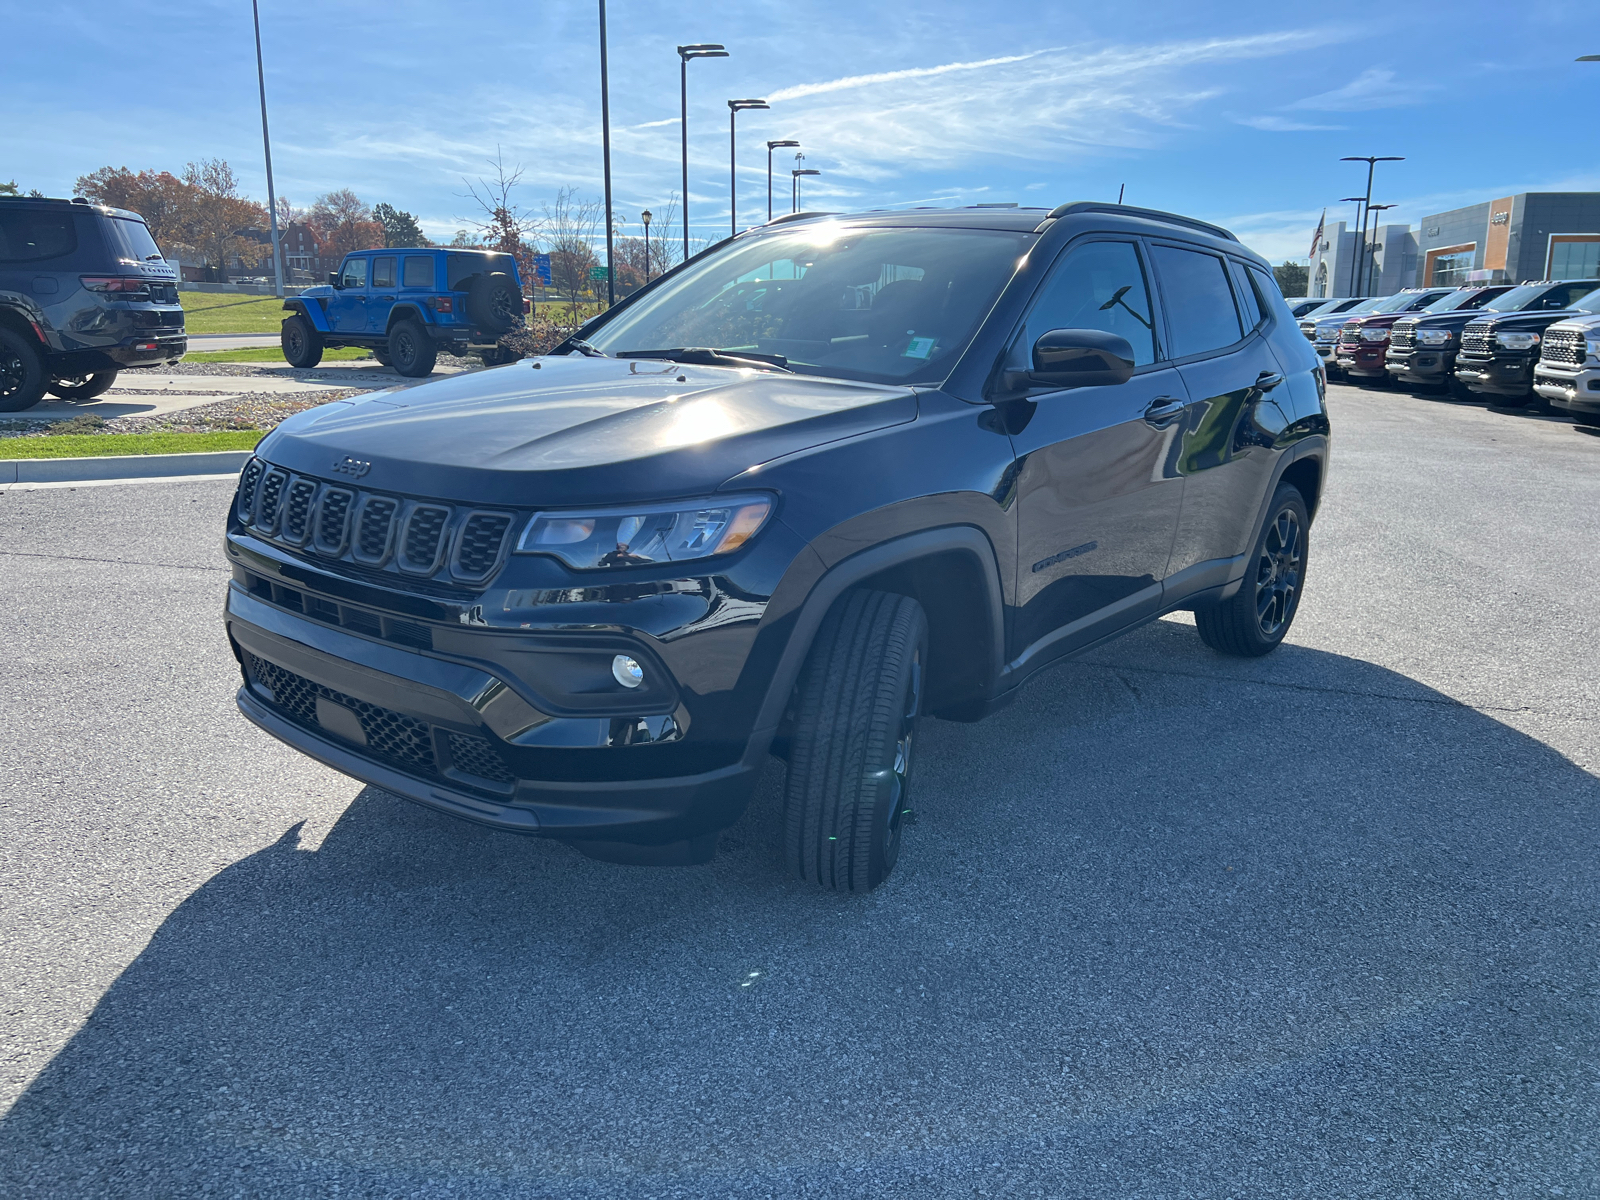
[[385, 303, 430, 332], [1279, 447, 1325, 519], [282, 299, 330, 334]]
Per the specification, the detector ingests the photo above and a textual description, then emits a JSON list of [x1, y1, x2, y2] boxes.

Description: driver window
[[340, 258, 368, 289], [1017, 240, 1158, 367]]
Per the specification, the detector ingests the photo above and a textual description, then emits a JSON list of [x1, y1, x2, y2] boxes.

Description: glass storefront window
[[1549, 241, 1600, 281], [1430, 251, 1475, 287]]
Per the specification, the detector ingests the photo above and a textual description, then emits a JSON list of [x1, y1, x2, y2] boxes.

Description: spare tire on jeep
[[463, 272, 520, 335]]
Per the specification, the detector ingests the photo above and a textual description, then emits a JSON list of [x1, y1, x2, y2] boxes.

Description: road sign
[[589, 266, 610, 281], [532, 253, 552, 286]]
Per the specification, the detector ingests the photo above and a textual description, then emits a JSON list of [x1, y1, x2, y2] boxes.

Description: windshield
[[1341, 298, 1385, 315], [105, 215, 164, 264], [1574, 287, 1600, 313], [1478, 282, 1600, 312], [583, 224, 1032, 384], [1425, 287, 1500, 313], [1299, 300, 1339, 317], [1371, 291, 1431, 314]]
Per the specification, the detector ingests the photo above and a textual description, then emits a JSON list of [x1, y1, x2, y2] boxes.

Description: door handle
[[1143, 396, 1188, 426], [1255, 371, 1284, 391], [376, 295, 395, 301]]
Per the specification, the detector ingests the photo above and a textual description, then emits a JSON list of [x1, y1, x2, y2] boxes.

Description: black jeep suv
[[0, 196, 185, 412], [224, 203, 1329, 890]]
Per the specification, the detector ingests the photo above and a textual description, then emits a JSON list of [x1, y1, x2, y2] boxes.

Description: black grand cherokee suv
[[0, 196, 185, 412], [224, 203, 1329, 890]]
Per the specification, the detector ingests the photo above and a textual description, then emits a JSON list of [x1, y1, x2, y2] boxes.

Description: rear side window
[[402, 256, 434, 288], [103, 215, 163, 264], [1018, 240, 1158, 367], [0, 208, 78, 263], [372, 256, 396, 288], [1229, 261, 1264, 330], [1537, 283, 1596, 310], [1151, 244, 1244, 359], [447, 252, 517, 289], [340, 258, 368, 288]]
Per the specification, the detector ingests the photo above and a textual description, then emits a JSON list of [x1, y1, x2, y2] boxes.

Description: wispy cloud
[[1290, 68, 1437, 112], [766, 51, 1054, 103], [1234, 114, 1345, 132]]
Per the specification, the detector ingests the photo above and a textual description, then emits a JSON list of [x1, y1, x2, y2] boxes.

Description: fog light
[[612, 654, 644, 688]]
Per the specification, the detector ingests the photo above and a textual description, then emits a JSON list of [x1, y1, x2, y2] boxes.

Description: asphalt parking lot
[[1, 383, 1597, 1198]]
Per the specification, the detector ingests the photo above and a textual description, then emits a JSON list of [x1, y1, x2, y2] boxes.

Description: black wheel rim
[[1254, 507, 1303, 637], [285, 329, 304, 359], [490, 289, 516, 324], [884, 648, 923, 847], [1, 350, 25, 398], [394, 330, 415, 364]]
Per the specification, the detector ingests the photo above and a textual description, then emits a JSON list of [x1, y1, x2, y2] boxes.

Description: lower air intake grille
[[446, 732, 516, 783]]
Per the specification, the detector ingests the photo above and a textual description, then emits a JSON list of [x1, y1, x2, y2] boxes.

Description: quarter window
[[0, 210, 77, 263], [402, 256, 434, 288], [340, 258, 368, 289], [1017, 240, 1158, 367], [1230, 261, 1264, 330], [372, 256, 396, 288], [1151, 244, 1244, 359]]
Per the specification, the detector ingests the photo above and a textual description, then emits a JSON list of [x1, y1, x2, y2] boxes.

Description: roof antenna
[[1117, 184, 1125, 204]]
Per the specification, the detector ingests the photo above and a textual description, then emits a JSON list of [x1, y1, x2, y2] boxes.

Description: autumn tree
[[180, 159, 268, 281], [374, 202, 427, 248], [461, 152, 540, 289], [310, 189, 384, 258], [73, 166, 196, 248]]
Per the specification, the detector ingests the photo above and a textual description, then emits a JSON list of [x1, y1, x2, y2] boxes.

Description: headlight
[[1416, 329, 1454, 346], [1588, 340, 1600, 360], [1360, 327, 1389, 342], [516, 495, 773, 569], [1495, 331, 1540, 350]]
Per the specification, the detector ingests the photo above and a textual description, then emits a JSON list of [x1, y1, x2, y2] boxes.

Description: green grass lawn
[[185, 345, 372, 363], [179, 291, 293, 334], [1, 430, 264, 459]]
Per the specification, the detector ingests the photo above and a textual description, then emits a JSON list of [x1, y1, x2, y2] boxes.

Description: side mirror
[[1027, 328, 1136, 389], [328, 271, 341, 288]]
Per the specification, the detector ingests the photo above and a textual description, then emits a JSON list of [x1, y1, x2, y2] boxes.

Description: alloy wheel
[[1, 350, 24, 399], [1254, 507, 1303, 637]]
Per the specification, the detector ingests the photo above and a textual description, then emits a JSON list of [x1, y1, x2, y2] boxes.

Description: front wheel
[[1194, 483, 1309, 657], [281, 315, 324, 368], [388, 319, 437, 377], [782, 590, 927, 892], [0, 326, 48, 412], [47, 369, 118, 401]]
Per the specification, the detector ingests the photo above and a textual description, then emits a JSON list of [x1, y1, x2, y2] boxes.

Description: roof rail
[[763, 210, 838, 227], [1037, 201, 1238, 242]]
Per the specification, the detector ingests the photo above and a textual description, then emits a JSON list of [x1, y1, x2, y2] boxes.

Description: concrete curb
[[0, 450, 253, 485]]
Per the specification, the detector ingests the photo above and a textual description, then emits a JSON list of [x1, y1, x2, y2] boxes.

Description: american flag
[[1309, 210, 1325, 260]]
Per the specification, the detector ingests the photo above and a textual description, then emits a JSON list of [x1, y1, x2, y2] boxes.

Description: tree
[[182, 159, 268, 281], [0, 180, 17, 196], [373, 202, 426, 248], [1274, 261, 1309, 297], [542, 185, 602, 317], [460, 151, 540, 289], [73, 167, 196, 247], [309, 189, 384, 258]]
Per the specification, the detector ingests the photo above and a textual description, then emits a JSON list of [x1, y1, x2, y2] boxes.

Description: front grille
[[1461, 326, 1494, 355], [1541, 327, 1587, 367], [242, 651, 517, 788], [236, 460, 517, 588], [1390, 321, 1417, 350], [1339, 326, 1361, 346]]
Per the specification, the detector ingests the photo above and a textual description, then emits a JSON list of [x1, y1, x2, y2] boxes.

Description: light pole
[[1339, 196, 1366, 295], [250, 0, 283, 298], [1341, 155, 1403, 297], [641, 209, 652, 283], [766, 140, 799, 221], [1365, 203, 1397, 292], [677, 44, 727, 264], [792, 168, 820, 213], [598, 0, 616, 307], [727, 99, 769, 237]]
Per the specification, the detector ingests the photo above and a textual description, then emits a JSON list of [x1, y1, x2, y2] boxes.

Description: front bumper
[[1335, 344, 1388, 378], [1453, 351, 1535, 397], [225, 585, 762, 854], [1534, 364, 1600, 414], [1385, 346, 1455, 383]]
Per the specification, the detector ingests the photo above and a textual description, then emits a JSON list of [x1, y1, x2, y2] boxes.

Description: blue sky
[[4, 0, 1598, 264]]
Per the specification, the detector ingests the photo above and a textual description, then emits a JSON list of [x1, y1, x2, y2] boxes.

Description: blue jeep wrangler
[[281, 248, 527, 376]]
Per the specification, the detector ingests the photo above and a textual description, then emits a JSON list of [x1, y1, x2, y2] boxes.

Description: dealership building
[[1306, 192, 1600, 297]]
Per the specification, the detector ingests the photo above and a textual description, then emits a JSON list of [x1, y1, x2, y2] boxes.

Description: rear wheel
[[1194, 484, 1309, 658], [372, 345, 392, 367], [388, 319, 437, 377], [281, 315, 324, 368], [0, 327, 47, 412], [782, 590, 927, 893], [47, 369, 118, 401]]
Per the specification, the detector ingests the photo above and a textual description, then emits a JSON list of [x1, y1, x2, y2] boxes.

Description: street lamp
[[766, 140, 799, 221], [250, 0, 283, 298], [641, 209, 652, 283], [1339, 196, 1366, 295], [1340, 156, 1404, 297], [728, 99, 769, 237], [598, 0, 616, 307], [792, 168, 820, 213], [677, 44, 728, 264], [1365, 203, 1397, 292]]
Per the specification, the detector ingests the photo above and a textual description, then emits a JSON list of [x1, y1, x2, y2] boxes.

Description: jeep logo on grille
[[332, 456, 372, 478]]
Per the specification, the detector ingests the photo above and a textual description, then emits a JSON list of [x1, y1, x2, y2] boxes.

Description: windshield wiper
[[615, 347, 793, 373], [567, 339, 609, 358]]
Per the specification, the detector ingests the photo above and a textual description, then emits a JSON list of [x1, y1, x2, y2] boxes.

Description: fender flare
[[385, 302, 429, 331], [739, 525, 1006, 766], [282, 298, 330, 334]]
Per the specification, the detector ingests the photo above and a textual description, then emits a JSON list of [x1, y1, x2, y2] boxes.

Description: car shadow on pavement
[[3, 619, 1596, 1197]]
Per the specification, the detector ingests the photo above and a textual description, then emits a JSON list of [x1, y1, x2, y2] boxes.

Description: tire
[[1492, 393, 1533, 410], [387, 319, 437, 377], [281, 314, 324, 368], [0, 326, 48, 412], [1571, 411, 1600, 427], [1194, 483, 1309, 658], [782, 590, 928, 893], [1446, 375, 1475, 402], [47, 369, 118, 401], [372, 346, 392, 367], [465, 272, 520, 335]]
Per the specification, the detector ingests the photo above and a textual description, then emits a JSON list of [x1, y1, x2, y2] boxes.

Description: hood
[[254, 355, 918, 508], [1406, 308, 1502, 330], [299, 283, 334, 298], [1346, 313, 1403, 330], [1544, 312, 1600, 334], [1463, 308, 1598, 333]]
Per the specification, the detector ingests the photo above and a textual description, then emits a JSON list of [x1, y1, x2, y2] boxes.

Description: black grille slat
[[446, 732, 516, 783], [256, 470, 288, 533], [236, 459, 264, 523], [401, 505, 451, 574], [1461, 327, 1494, 355], [452, 512, 513, 581], [282, 478, 318, 543], [354, 497, 398, 563], [314, 488, 355, 555], [1390, 321, 1416, 350]]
